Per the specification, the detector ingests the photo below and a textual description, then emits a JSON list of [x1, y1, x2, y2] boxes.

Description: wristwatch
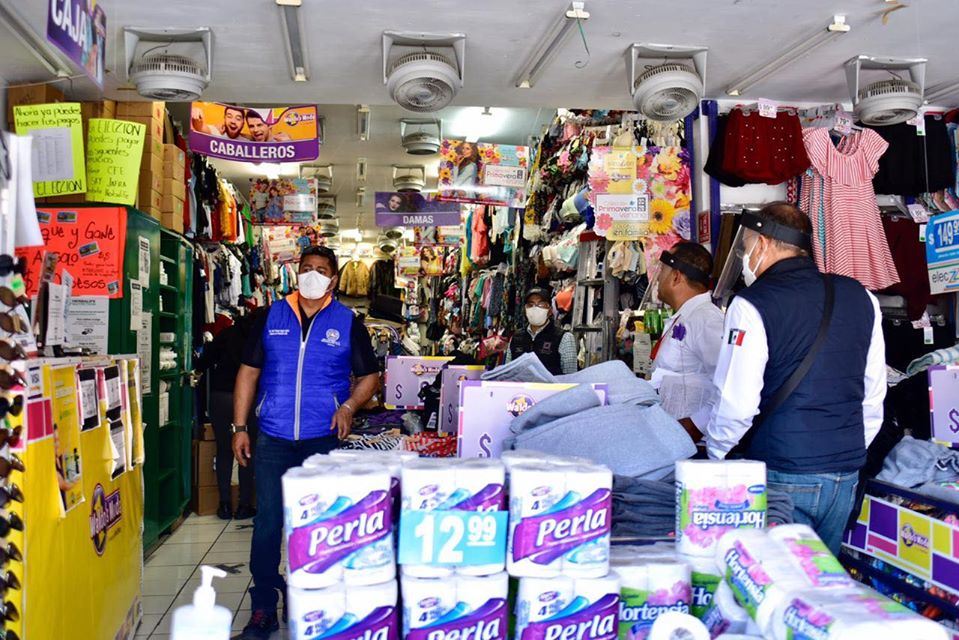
[[231, 424, 248, 434]]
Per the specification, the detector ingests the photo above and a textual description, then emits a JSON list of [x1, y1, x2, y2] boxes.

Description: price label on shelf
[[398, 510, 508, 566]]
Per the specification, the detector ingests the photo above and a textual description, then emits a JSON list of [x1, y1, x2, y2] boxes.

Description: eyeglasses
[[0, 455, 24, 477], [0, 485, 23, 510], [0, 513, 24, 538], [0, 314, 27, 336], [0, 396, 21, 419], [0, 368, 23, 390], [0, 289, 24, 309], [0, 341, 25, 363], [524, 302, 550, 309]]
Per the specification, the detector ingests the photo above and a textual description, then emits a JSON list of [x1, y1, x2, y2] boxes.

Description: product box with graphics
[[457, 381, 608, 458], [384, 355, 453, 410], [437, 365, 485, 435]]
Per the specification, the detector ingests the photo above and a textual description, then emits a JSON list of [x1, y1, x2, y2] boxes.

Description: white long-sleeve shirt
[[706, 292, 886, 460], [650, 292, 725, 428]]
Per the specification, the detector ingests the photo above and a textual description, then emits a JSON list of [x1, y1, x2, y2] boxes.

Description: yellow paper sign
[[13, 102, 86, 197], [85, 118, 146, 206], [50, 364, 84, 514]]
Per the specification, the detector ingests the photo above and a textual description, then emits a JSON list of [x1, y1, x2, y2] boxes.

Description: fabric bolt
[[881, 217, 931, 320], [869, 116, 956, 195], [877, 436, 959, 488], [799, 127, 900, 291], [916, 481, 959, 506], [704, 114, 749, 187], [766, 469, 859, 555], [722, 108, 811, 185], [905, 343, 959, 376]]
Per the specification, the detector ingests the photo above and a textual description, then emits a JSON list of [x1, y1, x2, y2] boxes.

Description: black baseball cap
[[525, 287, 551, 302]]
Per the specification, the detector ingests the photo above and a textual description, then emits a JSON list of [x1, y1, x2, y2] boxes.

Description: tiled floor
[[135, 514, 288, 639]]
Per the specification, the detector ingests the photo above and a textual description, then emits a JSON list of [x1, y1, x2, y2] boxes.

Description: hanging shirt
[[650, 292, 725, 428]]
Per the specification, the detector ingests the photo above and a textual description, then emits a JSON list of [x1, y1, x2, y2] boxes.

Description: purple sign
[[375, 192, 462, 228], [384, 356, 453, 410], [438, 366, 485, 435], [929, 366, 959, 445], [322, 607, 399, 640], [47, 0, 106, 89], [407, 599, 508, 640], [189, 102, 320, 163], [520, 594, 619, 640]]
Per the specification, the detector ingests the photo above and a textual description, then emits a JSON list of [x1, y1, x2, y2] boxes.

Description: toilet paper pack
[[515, 575, 620, 640], [675, 461, 767, 558], [288, 581, 398, 640], [283, 464, 395, 588], [508, 462, 612, 578], [400, 572, 509, 640], [677, 554, 722, 623], [766, 524, 855, 589], [613, 560, 691, 640]]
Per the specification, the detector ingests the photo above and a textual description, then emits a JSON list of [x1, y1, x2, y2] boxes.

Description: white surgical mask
[[526, 306, 550, 327], [298, 270, 332, 299], [741, 239, 765, 287]]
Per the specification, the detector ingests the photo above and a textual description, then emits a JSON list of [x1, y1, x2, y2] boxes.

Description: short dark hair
[[300, 245, 338, 274], [669, 242, 713, 290], [756, 202, 812, 255], [224, 105, 245, 118], [245, 111, 265, 124]]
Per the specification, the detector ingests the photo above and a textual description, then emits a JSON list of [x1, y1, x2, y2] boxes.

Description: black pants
[[209, 389, 256, 505]]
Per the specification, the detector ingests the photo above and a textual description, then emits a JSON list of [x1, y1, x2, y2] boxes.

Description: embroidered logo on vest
[[322, 328, 341, 347]]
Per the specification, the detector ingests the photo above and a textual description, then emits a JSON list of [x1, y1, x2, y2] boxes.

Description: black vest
[[735, 258, 875, 474], [510, 324, 565, 375]]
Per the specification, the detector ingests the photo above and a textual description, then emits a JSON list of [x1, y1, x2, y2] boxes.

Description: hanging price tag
[[757, 98, 778, 119], [834, 112, 853, 135], [907, 114, 926, 136], [398, 510, 508, 566], [908, 203, 930, 223]]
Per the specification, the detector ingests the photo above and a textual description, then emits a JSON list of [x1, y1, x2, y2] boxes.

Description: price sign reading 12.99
[[398, 510, 508, 566]]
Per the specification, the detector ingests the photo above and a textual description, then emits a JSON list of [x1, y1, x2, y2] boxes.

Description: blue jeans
[[249, 431, 338, 612], [766, 469, 859, 555]]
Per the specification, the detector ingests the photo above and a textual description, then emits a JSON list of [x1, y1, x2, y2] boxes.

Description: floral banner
[[588, 144, 691, 258], [437, 140, 528, 208]]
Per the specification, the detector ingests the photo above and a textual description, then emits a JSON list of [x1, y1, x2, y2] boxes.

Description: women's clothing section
[[869, 116, 955, 196]]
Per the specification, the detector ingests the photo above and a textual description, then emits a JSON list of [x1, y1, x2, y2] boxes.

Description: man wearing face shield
[[231, 245, 380, 638], [507, 287, 577, 375], [707, 202, 886, 553], [649, 242, 724, 439]]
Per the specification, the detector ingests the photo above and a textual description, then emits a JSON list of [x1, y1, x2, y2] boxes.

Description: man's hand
[[190, 107, 206, 132], [679, 417, 703, 444], [331, 405, 354, 440], [233, 432, 252, 467]]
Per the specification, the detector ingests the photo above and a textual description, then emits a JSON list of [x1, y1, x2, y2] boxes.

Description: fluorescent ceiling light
[[358, 105, 371, 141], [450, 107, 506, 143], [277, 0, 309, 82], [0, 0, 72, 77], [926, 80, 959, 104], [260, 162, 298, 180], [513, 2, 590, 89], [725, 15, 849, 97]]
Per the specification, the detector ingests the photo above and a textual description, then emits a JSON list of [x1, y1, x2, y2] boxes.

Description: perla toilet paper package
[[612, 558, 692, 640], [515, 574, 621, 640], [400, 571, 509, 640], [400, 458, 506, 577], [675, 461, 767, 558], [283, 463, 395, 589], [288, 580, 398, 640], [321, 450, 419, 519], [508, 462, 612, 578], [769, 587, 950, 640]]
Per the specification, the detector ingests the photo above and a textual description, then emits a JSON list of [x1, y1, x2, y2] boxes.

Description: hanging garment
[[868, 116, 955, 196], [722, 108, 811, 185], [881, 217, 931, 321], [704, 114, 748, 187], [470, 206, 490, 263], [799, 127, 899, 291], [339, 260, 371, 297]]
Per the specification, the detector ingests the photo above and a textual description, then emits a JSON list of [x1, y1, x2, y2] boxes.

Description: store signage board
[[374, 192, 462, 227], [384, 356, 454, 410], [189, 102, 320, 163], [86, 118, 146, 206], [47, 0, 106, 89], [457, 381, 608, 458], [925, 210, 959, 295], [595, 193, 649, 241], [398, 510, 508, 566], [438, 365, 486, 435], [14, 103, 86, 197], [437, 140, 528, 208], [249, 178, 318, 225], [928, 366, 959, 446]]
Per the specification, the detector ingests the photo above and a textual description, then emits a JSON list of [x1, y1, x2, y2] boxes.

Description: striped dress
[[799, 127, 900, 291]]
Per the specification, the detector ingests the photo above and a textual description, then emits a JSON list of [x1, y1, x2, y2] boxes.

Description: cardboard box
[[122, 115, 164, 147], [80, 100, 116, 121], [141, 149, 164, 176], [116, 100, 165, 121], [7, 83, 65, 124], [194, 440, 217, 488], [161, 193, 184, 214], [163, 144, 185, 169], [162, 177, 186, 202], [139, 168, 163, 195], [137, 187, 162, 218], [161, 210, 184, 234], [191, 485, 219, 516]]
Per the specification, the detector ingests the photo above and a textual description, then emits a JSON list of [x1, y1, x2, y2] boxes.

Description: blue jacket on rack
[[256, 292, 354, 441]]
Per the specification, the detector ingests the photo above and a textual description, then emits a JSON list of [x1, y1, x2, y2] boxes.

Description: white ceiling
[[3, 0, 959, 233]]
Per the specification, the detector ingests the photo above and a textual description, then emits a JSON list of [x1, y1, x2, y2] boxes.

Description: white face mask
[[742, 238, 765, 287], [526, 306, 550, 327], [298, 270, 332, 299]]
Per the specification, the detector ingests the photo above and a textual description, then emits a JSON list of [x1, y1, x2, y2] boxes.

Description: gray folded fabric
[[916, 481, 959, 505], [878, 436, 959, 488], [510, 383, 605, 434], [481, 352, 553, 383], [557, 360, 659, 407]]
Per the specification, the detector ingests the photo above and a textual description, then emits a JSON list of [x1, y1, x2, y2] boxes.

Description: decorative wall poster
[[46, 0, 107, 88], [396, 246, 422, 278], [260, 225, 302, 263], [16, 207, 127, 299], [13, 103, 86, 197], [190, 102, 320, 163], [588, 145, 692, 258], [249, 178, 318, 224], [437, 140, 528, 208], [86, 118, 146, 206], [374, 192, 462, 227], [50, 364, 84, 513]]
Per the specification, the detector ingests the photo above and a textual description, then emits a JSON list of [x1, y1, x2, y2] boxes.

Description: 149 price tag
[[398, 510, 508, 566]]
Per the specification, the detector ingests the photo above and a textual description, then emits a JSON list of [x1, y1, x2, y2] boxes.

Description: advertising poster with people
[[374, 192, 461, 227], [47, 0, 107, 89], [248, 177, 319, 225], [437, 140, 529, 208], [189, 102, 321, 163], [50, 364, 83, 514]]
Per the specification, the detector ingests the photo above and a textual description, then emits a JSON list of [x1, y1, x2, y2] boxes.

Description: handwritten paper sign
[[15, 207, 127, 298], [86, 118, 146, 206], [13, 102, 85, 197]]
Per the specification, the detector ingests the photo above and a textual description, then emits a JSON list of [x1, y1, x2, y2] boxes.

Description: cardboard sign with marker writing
[[15, 207, 128, 298], [86, 118, 146, 206], [13, 102, 86, 197]]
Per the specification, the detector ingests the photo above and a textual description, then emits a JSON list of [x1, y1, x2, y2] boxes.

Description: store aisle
[[136, 514, 287, 639]]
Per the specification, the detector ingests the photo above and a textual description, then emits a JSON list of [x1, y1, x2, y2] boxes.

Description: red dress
[[799, 127, 899, 291], [722, 108, 811, 184]]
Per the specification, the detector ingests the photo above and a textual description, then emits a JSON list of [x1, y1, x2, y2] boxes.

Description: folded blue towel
[[482, 352, 553, 383], [557, 360, 659, 406], [878, 436, 959, 488], [510, 383, 604, 434]]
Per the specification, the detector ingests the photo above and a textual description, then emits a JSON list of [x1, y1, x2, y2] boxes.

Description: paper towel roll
[[515, 575, 576, 635], [561, 464, 612, 578], [501, 449, 555, 471], [766, 524, 855, 589], [649, 612, 710, 640], [700, 581, 751, 637], [455, 572, 509, 610], [285, 463, 395, 589], [288, 581, 399, 640], [675, 460, 766, 558], [402, 459, 457, 511], [288, 584, 347, 639], [401, 572, 509, 639]]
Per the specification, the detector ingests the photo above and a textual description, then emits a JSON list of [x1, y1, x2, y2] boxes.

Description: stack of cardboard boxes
[[161, 144, 186, 233]]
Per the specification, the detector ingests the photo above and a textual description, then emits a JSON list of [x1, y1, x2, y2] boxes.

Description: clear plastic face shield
[[713, 212, 813, 306], [641, 249, 712, 309]]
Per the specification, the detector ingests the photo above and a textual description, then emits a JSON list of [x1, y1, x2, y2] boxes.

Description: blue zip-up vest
[[735, 257, 875, 474], [256, 294, 354, 441]]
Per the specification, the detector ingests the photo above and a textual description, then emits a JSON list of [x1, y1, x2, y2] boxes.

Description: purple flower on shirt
[[672, 322, 687, 341]]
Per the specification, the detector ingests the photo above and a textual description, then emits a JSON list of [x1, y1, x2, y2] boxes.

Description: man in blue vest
[[706, 202, 886, 553], [231, 245, 380, 639]]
